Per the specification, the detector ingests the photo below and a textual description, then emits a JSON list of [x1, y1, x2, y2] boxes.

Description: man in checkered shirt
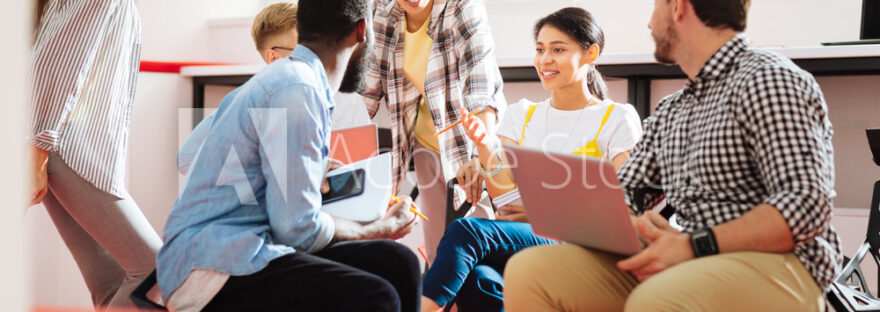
[[503, 0, 842, 310]]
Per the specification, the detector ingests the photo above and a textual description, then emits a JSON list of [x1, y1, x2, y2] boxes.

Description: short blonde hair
[[251, 2, 298, 52]]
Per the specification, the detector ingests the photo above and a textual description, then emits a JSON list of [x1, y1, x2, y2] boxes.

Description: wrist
[[689, 227, 719, 258]]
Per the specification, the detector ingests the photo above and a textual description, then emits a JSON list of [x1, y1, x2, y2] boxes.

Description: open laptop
[[507, 145, 642, 255], [329, 124, 379, 164]]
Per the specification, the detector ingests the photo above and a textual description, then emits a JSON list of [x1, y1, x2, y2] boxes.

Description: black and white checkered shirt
[[619, 34, 842, 288]]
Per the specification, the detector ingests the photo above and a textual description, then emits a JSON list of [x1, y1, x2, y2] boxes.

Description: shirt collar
[[290, 45, 334, 108], [685, 33, 749, 91]]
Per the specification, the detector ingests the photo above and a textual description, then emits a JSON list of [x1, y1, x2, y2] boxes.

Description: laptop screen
[[863, 0, 880, 40]]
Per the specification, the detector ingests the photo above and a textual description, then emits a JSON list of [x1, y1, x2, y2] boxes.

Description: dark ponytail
[[534, 7, 608, 100]]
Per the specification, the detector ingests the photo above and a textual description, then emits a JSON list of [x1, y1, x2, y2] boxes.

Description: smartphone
[[322, 168, 366, 204]]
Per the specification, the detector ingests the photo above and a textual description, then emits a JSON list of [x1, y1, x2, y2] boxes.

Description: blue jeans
[[422, 218, 558, 311]]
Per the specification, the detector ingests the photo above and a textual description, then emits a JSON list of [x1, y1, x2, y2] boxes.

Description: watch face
[[693, 231, 718, 256]]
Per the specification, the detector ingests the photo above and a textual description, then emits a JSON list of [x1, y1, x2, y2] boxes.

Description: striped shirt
[[28, 0, 141, 198], [363, 0, 507, 199]]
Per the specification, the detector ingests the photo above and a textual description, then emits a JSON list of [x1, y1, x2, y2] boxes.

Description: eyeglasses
[[271, 46, 294, 51]]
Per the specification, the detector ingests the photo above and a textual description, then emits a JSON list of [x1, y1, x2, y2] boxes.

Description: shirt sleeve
[[178, 113, 214, 175], [496, 100, 529, 142], [604, 104, 644, 161], [261, 85, 335, 253], [618, 100, 668, 214], [361, 38, 386, 119], [737, 65, 835, 246], [29, 0, 116, 151], [453, 0, 506, 118]]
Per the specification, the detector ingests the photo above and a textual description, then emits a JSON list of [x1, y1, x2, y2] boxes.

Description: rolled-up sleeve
[[261, 85, 335, 253], [454, 0, 504, 117], [738, 65, 835, 246]]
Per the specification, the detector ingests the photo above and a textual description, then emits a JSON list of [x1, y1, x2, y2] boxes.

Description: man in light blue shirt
[[157, 0, 421, 311]]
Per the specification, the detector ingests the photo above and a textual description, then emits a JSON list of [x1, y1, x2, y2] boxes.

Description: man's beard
[[653, 22, 677, 65], [338, 38, 374, 94]]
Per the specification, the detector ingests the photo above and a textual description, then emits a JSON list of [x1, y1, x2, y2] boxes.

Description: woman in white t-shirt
[[421, 7, 643, 312]]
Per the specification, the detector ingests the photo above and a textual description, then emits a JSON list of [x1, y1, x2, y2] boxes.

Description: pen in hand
[[390, 194, 429, 222], [434, 107, 487, 137]]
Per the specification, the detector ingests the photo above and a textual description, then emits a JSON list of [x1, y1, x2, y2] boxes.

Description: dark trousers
[[203, 240, 421, 312]]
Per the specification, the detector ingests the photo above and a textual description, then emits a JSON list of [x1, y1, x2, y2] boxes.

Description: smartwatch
[[690, 227, 719, 258]]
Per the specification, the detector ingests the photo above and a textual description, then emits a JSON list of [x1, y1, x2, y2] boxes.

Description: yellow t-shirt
[[403, 14, 440, 152]]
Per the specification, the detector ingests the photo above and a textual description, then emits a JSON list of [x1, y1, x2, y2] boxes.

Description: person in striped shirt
[[27, 0, 162, 308]]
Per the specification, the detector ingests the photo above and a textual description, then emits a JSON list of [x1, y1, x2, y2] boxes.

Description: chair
[[445, 179, 497, 227], [130, 270, 167, 310], [827, 180, 880, 311], [826, 130, 880, 311]]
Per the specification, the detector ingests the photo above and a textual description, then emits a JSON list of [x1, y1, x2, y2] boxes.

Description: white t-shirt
[[497, 98, 643, 161], [492, 98, 643, 207], [331, 92, 372, 129]]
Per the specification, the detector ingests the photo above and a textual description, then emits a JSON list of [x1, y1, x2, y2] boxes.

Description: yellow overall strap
[[591, 103, 616, 142], [572, 103, 616, 158], [519, 104, 539, 146]]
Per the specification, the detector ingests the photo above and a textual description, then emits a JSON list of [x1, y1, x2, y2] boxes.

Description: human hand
[[618, 211, 693, 281], [456, 157, 484, 204], [459, 108, 496, 149], [29, 145, 49, 206], [495, 204, 527, 222], [379, 195, 418, 239], [321, 158, 345, 194]]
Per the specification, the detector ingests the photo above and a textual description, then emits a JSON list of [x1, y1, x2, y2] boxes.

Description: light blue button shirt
[[158, 46, 336, 300]]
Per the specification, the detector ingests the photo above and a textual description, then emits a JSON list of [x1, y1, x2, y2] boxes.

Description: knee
[[445, 218, 482, 237], [372, 240, 420, 275], [442, 218, 493, 246], [503, 246, 547, 293]]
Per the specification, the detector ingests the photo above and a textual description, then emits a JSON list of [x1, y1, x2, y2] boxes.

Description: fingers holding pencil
[[391, 195, 429, 222]]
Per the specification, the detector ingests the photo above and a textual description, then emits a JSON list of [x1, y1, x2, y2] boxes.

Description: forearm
[[713, 204, 795, 254], [471, 110, 516, 197], [330, 216, 390, 244]]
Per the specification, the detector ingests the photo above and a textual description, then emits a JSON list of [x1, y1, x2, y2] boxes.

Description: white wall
[[1, 0, 31, 311], [486, 0, 863, 58], [26, 0, 880, 308], [140, 0, 867, 64]]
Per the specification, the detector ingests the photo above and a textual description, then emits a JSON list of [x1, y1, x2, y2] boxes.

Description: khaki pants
[[503, 244, 824, 312]]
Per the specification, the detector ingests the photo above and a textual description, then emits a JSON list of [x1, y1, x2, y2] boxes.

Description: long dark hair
[[533, 7, 608, 100]]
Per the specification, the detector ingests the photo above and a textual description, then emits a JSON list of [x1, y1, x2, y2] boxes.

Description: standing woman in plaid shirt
[[27, 0, 162, 308], [363, 0, 506, 263]]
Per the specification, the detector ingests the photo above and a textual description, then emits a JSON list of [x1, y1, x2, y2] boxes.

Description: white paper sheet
[[321, 153, 392, 222]]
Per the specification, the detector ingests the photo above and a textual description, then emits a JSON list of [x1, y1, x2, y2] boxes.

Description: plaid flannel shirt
[[619, 34, 842, 288], [363, 0, 506, 197]]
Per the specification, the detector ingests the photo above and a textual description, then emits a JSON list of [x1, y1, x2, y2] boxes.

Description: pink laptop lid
[[507, 144, 642, 255], [330, 124, 379, 164]]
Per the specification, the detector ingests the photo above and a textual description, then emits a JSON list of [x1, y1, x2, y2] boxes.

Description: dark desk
[[182, 45, 880, 125]]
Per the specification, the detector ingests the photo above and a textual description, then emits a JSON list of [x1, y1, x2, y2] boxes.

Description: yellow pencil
[[390, 195, 429, 221], [434, 108, 486, 137]]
